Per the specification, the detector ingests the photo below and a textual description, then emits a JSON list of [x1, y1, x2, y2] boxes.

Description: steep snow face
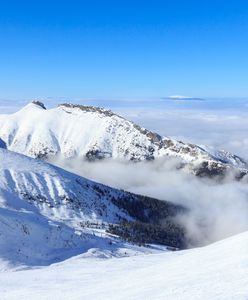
[[0, 148, 184, 266], [0, 102, 246, 176], [0, 148, 129, 226], [0, 231, 247, 300], [0, 148, 126, 265]]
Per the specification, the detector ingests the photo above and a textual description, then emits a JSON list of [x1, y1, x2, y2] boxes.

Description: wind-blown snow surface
[[0, 101, 247, 177], [0, 231, 247, 300]]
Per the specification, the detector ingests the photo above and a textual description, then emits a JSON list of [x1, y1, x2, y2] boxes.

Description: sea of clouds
[[1, 97, 248, 246]]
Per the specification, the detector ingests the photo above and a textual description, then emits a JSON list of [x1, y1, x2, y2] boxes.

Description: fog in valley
[[50, 155, 248, 247]]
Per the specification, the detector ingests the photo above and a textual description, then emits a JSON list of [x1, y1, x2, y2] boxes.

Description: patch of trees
[[108, 220, 185, 249], [111, 193, 186, 224], [110, 193, 187, 249]]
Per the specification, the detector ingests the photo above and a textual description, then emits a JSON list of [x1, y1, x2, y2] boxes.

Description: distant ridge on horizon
[[162, 95, 205, 101]]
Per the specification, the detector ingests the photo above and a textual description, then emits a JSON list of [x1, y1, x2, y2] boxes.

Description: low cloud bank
[[49, 156, 248, 247], [2, 98, 248, 246]]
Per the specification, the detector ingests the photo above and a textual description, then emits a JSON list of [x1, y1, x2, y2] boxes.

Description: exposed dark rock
[[59, 103, 123, 118], [85, 149, 111, 161], [133, 124, 162, 145], [32, 100, 46, 110], [194, 161, 228, 178]]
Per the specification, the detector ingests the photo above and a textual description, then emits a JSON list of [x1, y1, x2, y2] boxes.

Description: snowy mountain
[[0, 101, 247, 178], [1, 230, 247, 300], [0, 147, 185, 266], [0, 103, 247, 300]]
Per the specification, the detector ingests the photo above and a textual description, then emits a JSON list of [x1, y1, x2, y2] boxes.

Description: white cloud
[[2, 97, 248, 246], [49, 156, 248, 246]]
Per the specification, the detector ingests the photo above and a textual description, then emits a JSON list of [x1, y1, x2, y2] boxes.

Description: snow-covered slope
[[0, 231, 247, 300], [0, 148, 185, 266], [0, 101, 247, 177]]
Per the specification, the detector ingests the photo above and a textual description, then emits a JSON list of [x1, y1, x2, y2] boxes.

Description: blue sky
[[0, 0, 248, 99]]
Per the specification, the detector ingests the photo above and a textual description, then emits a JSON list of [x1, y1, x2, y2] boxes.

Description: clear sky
[[0, 0, 248, 99]]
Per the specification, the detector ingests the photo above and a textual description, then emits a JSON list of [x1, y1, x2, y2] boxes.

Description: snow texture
[[0, 148, 175, 266], [0, 231, 247, 300]]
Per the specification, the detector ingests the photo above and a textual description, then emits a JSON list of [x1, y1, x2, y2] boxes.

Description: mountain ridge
[[0, 147, 185, 265], [0, 101, 247, 178]]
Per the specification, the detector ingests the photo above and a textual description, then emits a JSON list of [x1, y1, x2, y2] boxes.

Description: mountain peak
[[0, 102, 247, 177], [31, 100, 46, 110]]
